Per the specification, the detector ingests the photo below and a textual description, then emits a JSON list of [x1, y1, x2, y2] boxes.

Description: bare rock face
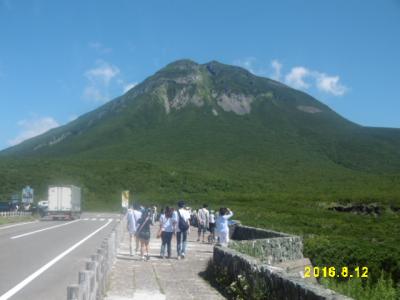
[[173, 74, 202, 85], [156, 84, 205, 115], [297, 106, 322, 114], [216, 93, 253, 115]]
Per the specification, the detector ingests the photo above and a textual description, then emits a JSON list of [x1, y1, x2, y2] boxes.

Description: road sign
[[121, 190, 129, 208], [22, 186, 34, 204]]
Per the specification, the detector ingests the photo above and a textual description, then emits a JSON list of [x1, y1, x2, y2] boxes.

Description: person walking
[[133, 204, 142, 254], [197, 204, 209, 242], [208, 209, 216, 243], [159, 206, 174, 258], [136, 208, 152, 260], [190, 209, 198, 227], [127, 207, 137, 256], [173, 200, 190, 259], [216, 207, 234, 247]]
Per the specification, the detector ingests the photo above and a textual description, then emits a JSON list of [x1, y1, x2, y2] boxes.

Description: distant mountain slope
[[1, 59, 399, 176]]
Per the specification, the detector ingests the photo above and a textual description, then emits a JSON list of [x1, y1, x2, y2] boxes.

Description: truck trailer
[[47, 185, 81, 220]]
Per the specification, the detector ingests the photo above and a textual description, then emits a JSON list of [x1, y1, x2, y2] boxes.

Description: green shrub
[[321, 273, 400, 300]]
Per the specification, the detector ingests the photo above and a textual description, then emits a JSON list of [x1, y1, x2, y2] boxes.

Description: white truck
[[47, 185, 81, 220]]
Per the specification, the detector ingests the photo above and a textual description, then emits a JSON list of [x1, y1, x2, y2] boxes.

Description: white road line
[[83, 218, 89, 221], [0, 219, 113, 300], [91, 218, 97, 221], [99, 218, 105, 221], [0, 221, 38, 230], [10, 220, 81, 240]]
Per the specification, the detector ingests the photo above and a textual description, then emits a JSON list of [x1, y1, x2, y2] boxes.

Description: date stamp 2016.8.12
[[304, 266, 368, 279]]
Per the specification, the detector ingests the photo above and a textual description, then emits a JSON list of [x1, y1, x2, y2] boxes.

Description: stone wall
[[210, 224, 352, 299], [213, 246, 352, 300], [231, 224, 291, 240], [229, 236, 303, 265]]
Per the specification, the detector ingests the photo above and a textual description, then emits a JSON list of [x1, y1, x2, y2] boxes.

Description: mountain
[[1, 59, 400, 206]]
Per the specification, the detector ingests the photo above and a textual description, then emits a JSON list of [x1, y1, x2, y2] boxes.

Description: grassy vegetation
[[321, 274, 400, 300], [0, 215, 36, 226]]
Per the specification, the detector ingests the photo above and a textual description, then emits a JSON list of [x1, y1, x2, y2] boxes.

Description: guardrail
[[67, 216, 125, 300], [0, 211, 32, 217]]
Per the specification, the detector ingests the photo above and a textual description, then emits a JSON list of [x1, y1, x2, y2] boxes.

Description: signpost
[[121, 190, 129, 209], [22, 186, 34, 204]]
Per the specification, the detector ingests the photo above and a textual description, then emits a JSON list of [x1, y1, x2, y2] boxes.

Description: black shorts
[[209, 222, 215, 233], [138, 231, 150, 241]]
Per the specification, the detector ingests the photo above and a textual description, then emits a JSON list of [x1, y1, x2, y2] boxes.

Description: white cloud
[[271, 59, 282, 81], [85, 60, 120, 85], [8, 116, 59, 146], [284, 65, 347, 96], [83, 60, 120, 102], [314, 72, 347, 96], [123, 82, 137, 93], [285, 66, 311, 89], [234, 57, 348, 96], [89, 42, 112, 54]]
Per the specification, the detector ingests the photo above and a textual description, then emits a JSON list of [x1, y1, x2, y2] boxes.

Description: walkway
[[105, 223, 225, 300]]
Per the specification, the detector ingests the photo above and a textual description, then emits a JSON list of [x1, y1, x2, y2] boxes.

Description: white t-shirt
[[159, 214, 174, 232], [127, 210, 137, 233], [197, 208, 209, 226], [173, 208, 191, 232], [216, 211, 233, 233], [209, 213, 215, 223], [133, 210, 142, 222]]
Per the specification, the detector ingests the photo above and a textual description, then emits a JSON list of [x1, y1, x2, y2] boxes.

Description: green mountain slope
[[2, 59, 400, 175]]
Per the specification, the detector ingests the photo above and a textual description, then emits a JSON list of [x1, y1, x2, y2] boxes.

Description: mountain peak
[[164, 59, 199, 70]]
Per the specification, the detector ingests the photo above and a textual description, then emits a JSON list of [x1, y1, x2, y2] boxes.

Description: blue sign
[[22, 186, 34, 204]]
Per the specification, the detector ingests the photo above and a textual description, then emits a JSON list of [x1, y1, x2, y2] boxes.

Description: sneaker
[[181, 253, 185, 259], [177, 255, 181, 260], [141, 256, 146, 261]]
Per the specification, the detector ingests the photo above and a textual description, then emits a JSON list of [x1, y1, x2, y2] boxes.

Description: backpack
[[177, 209, 189, 231]]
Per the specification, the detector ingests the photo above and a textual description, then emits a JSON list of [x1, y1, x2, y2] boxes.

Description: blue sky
[[0, 0, 399, 150]]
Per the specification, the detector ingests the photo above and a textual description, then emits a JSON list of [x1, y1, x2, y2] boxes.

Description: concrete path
[[106, 224, 225, 300]]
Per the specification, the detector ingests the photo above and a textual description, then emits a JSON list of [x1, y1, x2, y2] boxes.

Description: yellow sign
[[121, 190, 129, 208]]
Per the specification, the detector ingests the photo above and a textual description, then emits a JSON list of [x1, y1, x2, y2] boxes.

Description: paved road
[[106, 224, 225, 300], [0, 212, 119, 300]]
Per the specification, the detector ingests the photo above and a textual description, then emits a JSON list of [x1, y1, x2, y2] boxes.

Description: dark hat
[[178, 200, 185, 208]]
